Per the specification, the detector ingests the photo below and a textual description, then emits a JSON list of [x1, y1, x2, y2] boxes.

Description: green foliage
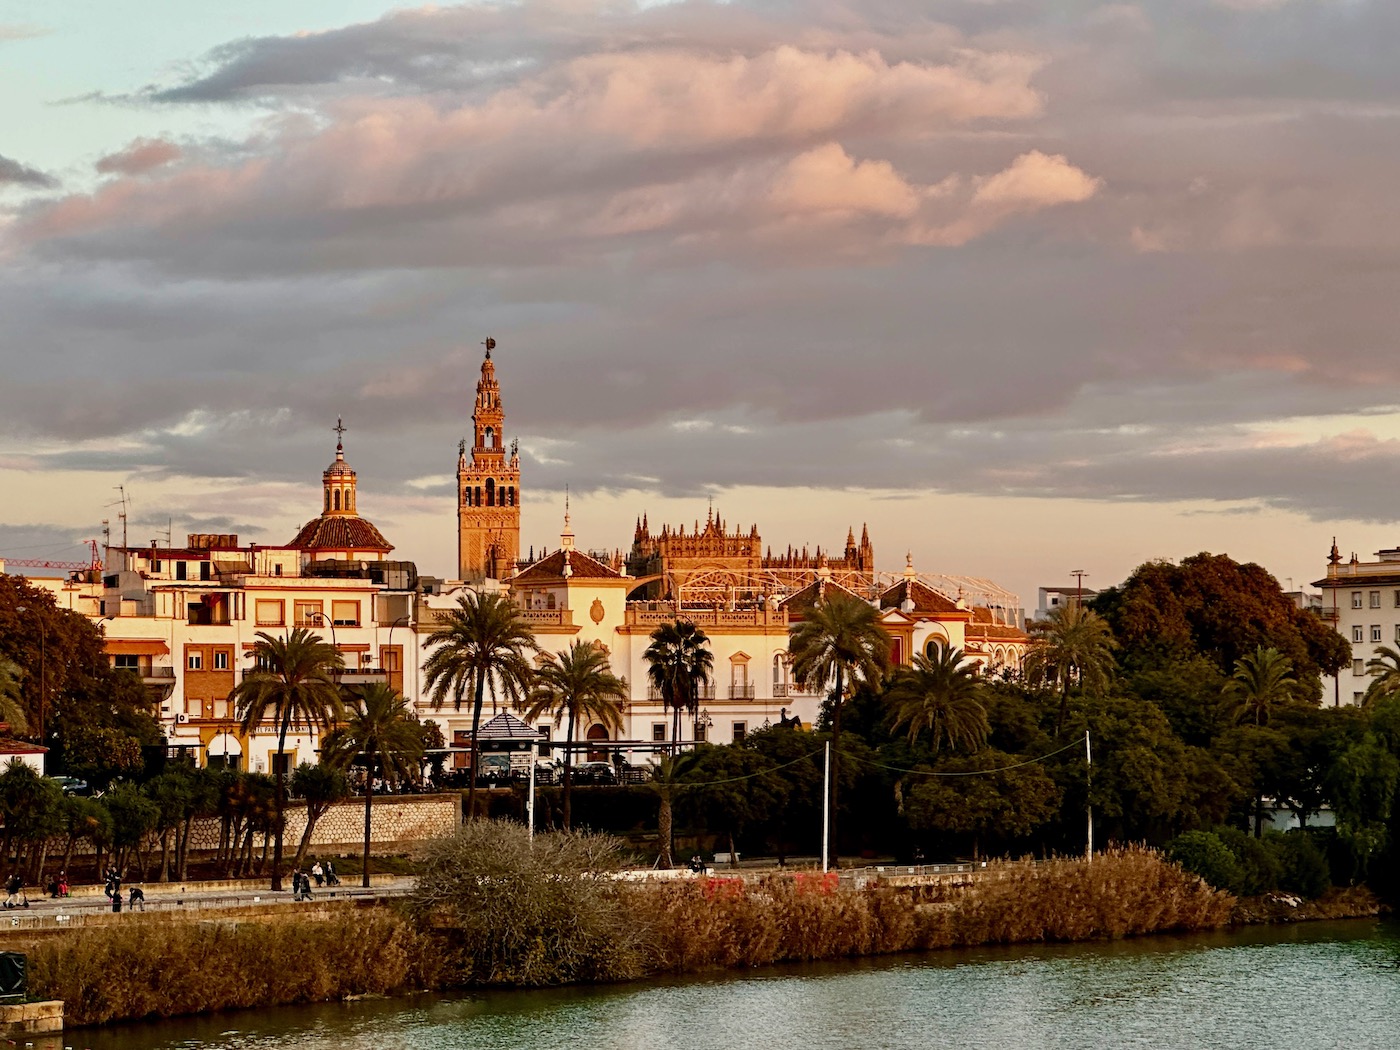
[[1274, 831, 1332, 899], [1167, 830, 1243, 893], [1224, 646, 1304, 726], [517, 640, 628, 830], [905, 749, 1061, 856], [421, 591, 538, 822], [1094, 553, 1350, 693], [1024, 603, 1117, 732], [885, 647, 988, 753], [788, 589, 891, 866], [1215, 827, 1282, 896], [410, 820, 645, 985], [643, 620, 714, 747]]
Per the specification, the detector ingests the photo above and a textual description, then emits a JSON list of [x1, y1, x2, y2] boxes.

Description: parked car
[[572, 762, 618, 785], [47, 775, 88, 796]]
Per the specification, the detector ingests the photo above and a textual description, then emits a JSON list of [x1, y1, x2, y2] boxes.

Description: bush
[[1275, 831, 1331, 899], [410, 820, 646, 985], [1217, 827, 1283, 896], [1166, 831, 1243, 893]]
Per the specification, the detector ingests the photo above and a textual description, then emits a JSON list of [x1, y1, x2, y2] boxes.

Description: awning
[[105, 639, 170, 657], [207, 733, 242, 756]]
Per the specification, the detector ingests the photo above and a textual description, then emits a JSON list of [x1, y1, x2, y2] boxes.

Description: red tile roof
[[511, 548, 620, 583], [878, 579, 962, 615], [288, 515, 392, 552]]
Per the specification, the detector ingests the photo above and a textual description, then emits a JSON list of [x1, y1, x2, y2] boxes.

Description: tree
[[642, 620, 713, 753], [0, 657, 28, 735], [906, 750, 1061, 859], [643, 752, 700, 869], [323, 683, 423, 887], [1363, 645, 1400, 706], [229, 628, 345, 891], [289, 762, 349, 872], [518, 641, 627, 830], [421, 591, 538, 822], [885, 646, 989, 754], [787, 588, 891, 867], [1023, 602, 1117, 734], [1094, 553, 1349, 694], [1224, 646, 1303, 726]]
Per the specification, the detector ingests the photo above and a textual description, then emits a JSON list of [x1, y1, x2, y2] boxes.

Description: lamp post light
[[693, 707, 713, 745], [304, 610, 338, 652], [385, 614, 411, 693], [14, 605, 46, 744]]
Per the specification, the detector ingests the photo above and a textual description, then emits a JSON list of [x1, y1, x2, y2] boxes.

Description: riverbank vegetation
[[28, 824, 1233, 1026]]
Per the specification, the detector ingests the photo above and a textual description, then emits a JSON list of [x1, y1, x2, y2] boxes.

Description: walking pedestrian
[[4, 873, 22, 908]]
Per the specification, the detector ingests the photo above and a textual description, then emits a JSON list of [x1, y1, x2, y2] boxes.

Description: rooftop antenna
[[109, 485, 130, 551]]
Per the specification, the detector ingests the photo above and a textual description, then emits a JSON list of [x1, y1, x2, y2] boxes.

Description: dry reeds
[[30, 844, 1232, 1026], [27, 909, 435, 1027], [637, 845, 1234, 973]]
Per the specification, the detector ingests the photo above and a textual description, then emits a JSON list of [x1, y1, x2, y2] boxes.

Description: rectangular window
[[1353, 592, 1364, 609], [113, 654, 139, 670], [1354, 658, 1366, 676], [1371, 591, 1382, 609], [213, 650, 230, 671], [732, 721, 747, 743], [255, 599, 284, 626], [1394, 590, 1400, 608], [1395, 624, 1400, 643], [1355, 692, 1366, 704], [652, 723, 666, 742], [187, 651, 203, 671], [175, 562, 187, 581], [695, 720, 708, 742], [1373, 625, 1383, 643], [294, 601, 323, 627], [1353, 625, 1365, 643], [270, 752, 292, 777], [331, 600, 360, 627], [538, 725, 552, 758]]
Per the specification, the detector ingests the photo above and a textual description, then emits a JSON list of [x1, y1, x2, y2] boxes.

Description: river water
[[75, 920, 1400, 1050]]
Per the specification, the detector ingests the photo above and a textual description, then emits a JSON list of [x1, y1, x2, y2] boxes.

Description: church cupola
[[323, 418, 357, 515]]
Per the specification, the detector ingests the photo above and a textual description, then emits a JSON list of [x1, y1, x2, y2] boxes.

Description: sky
[[4, 0, 1400, 610]]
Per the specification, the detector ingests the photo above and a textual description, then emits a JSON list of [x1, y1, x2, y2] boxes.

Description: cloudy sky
[[4, 0, 1400, 607]]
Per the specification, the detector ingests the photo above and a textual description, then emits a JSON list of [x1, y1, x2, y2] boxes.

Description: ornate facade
[[457, 340, 521, 581], [626, 510, 874, 602]]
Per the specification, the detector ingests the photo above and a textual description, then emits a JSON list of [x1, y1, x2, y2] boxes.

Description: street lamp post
[[385, 614, 411, 694], [304, 610, 338, 652]]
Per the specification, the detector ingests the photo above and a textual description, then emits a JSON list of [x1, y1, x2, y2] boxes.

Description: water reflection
[[76, 921, 1400, 1050]]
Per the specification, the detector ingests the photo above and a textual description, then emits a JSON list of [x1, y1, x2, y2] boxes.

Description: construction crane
[[1, 540, 103, 573]]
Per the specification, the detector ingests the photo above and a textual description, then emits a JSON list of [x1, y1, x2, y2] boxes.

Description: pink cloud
[[95, 138, 183, 176]]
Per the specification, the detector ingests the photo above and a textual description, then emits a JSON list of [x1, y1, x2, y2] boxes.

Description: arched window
[[475, 486, 482, 506], [463, 487, 472, 507], [484, 427, 495, 449], [773, 654, 785, 690], [324, 491, 331, 512], [333, 490, 341, 511], [546, 593, 556, 610], [507, 487, 514, 506], [925, 638, 947, 660], [486, 479, 496, 506]]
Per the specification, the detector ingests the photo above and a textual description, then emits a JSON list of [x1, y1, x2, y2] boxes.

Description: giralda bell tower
[[456, 338, 521, 581]]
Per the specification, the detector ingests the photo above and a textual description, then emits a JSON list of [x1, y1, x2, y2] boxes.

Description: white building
[[1314, 539, 1400, 707]]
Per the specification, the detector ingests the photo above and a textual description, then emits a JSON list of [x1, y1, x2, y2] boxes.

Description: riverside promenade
[[0, 875, 416, 931]]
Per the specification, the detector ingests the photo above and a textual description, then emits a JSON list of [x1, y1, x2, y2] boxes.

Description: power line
[[840, 732, 1088, 778]]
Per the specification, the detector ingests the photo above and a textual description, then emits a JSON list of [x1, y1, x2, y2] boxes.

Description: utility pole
[[1085, 731, 1094, 862], [1071, 569, 1088, 608]]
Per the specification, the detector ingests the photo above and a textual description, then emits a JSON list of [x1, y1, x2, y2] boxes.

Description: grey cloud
[[0, 154, 56, 187]]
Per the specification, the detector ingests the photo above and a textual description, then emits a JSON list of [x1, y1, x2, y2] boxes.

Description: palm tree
[[230, 628, 344, 891], [1363, 645, 1400, 706], [421, 591, 538, 822], [1225, 645, 1302, 725], [1023, 602, 1116, 734], [518, 640, 628, 830], [323, 683, 424, 887], [0, 658, 28, 736], [787, 588, 891, 868], [643, 620, 713, 753], [886, 645, 989, 753], [643, 753, 696, 869]]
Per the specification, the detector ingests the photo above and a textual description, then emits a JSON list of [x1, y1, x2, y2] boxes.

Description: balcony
[[728, 684, 755, 700]]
